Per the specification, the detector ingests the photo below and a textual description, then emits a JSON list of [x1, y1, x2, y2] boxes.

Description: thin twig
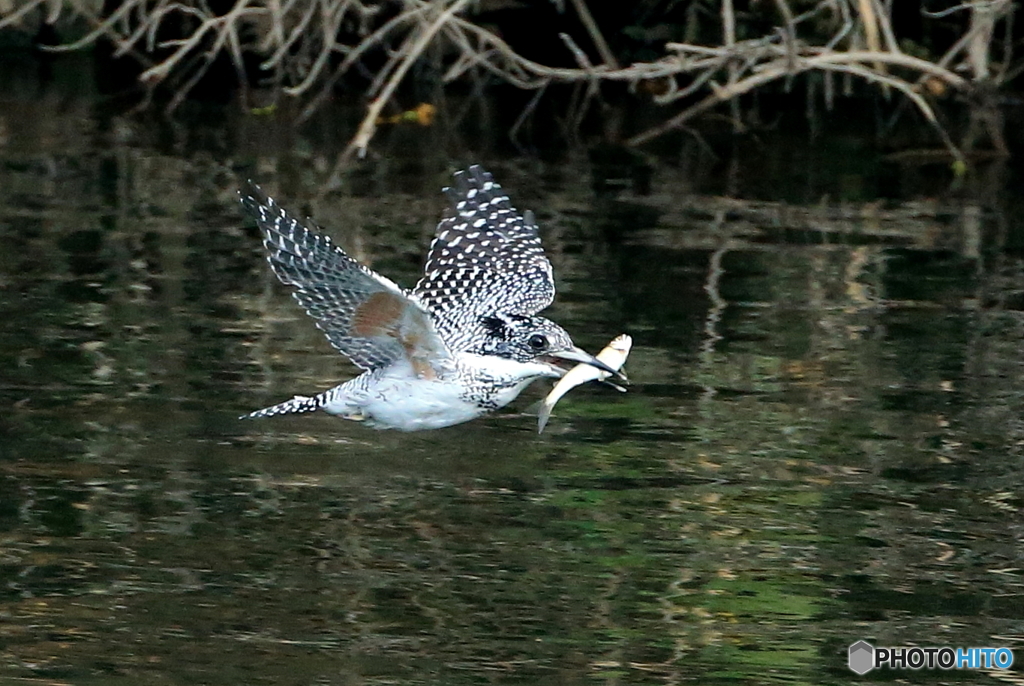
[[567, 0, 618, 68], [772, 0, 798, 72], [0, 0, 46, 31], [510, 82, 549, 152], [721, 0, 742, 131]]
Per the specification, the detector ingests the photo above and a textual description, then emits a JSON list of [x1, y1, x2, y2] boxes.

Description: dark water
[[4, 61, 1024, 686]]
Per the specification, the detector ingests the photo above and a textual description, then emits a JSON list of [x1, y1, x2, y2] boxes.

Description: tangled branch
[[1, 0, 1014, 159]]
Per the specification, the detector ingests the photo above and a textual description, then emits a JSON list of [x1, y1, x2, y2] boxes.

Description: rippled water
[[4, 65, 1024, 685]]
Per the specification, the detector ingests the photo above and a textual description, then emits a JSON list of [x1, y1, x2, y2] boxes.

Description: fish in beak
[[538, 335, 633, 433], [548, 346, 628, 381]]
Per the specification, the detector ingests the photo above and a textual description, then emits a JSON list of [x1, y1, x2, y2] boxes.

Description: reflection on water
[[4, 65, 1024, 686]]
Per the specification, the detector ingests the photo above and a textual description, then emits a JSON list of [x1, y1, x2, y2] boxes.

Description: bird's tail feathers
[[240, 394, 323, 420]]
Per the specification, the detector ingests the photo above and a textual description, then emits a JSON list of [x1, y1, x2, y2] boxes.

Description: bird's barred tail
[[240, 394, 323, 419]]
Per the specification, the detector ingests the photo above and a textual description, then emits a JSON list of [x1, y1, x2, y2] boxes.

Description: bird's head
[[477, 314, 622, 378]]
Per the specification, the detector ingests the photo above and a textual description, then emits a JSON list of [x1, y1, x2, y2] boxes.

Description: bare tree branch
[[9, 0, 1010, 157]]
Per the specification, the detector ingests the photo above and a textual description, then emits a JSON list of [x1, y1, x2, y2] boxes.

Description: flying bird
[[239, 165, 621, 430]]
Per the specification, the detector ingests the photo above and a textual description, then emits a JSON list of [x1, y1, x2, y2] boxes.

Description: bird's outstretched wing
[[413, 166, 555, 349], [241, 183, 452, 377]]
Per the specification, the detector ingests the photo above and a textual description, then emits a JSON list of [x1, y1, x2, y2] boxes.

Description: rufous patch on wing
[[410, 357, 437, 380], [400, 331, 438, 380], [351, 291, 405, 338]]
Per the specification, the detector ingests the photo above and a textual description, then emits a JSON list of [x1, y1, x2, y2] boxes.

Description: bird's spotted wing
[[413, 166, 555, 349], [241, 183, 452, 377]]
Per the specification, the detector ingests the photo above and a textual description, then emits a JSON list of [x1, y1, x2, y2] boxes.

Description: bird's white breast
[[360, 381, 481, 430], [321, 354, 557, 431]]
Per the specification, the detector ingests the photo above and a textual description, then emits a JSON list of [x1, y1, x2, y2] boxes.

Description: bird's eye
[[528, 333, 548, 350]]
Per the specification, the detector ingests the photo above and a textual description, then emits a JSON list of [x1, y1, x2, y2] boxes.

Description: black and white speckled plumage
[[414, 166, 555, 352], [240, 182, 452, 376], [238, 166, 606, 430]]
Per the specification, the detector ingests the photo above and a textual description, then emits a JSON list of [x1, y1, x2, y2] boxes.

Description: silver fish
[[538, 334, 632, 433]]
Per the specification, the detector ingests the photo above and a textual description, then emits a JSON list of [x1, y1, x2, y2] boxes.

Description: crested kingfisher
[[239, 165, 622, 431]]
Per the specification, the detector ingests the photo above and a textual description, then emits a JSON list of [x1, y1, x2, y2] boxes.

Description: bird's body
[[240, 165, 618, 431], [251, 354, 558, 431]]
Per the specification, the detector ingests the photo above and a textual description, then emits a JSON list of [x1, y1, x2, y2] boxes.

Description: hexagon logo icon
[[849, 640, 875, 675]]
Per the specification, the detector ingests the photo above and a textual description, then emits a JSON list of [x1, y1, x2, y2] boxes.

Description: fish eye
[[527, 333, 549, 350]]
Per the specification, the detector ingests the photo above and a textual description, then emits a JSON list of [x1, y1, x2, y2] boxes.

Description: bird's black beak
[[549, 347, 627, 380]]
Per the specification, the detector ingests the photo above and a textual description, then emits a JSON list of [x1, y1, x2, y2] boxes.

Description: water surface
[[3, 64, 1024, 685]]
